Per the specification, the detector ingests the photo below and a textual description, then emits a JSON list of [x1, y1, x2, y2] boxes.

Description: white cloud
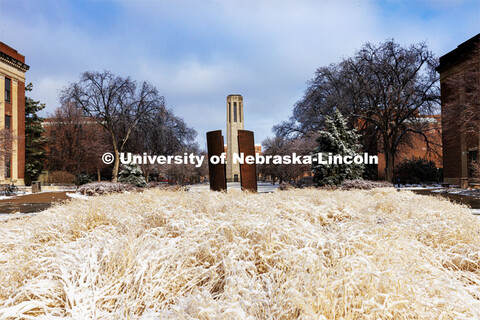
[[1, 0, 478, 148]]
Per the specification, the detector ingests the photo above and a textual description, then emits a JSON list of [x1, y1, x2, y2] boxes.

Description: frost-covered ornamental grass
[[1, 188, 480, 319]]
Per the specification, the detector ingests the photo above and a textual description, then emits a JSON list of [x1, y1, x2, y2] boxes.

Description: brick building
[[375, 115, 442, 180], [436, 34, 480, 186], [0, 42, 29, 185]]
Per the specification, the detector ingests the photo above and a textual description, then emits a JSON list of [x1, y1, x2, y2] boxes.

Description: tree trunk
[[97, 168, 101, 182], [109, 130, 120, 183], [112, 146, 120, 183], [384, 149, 395, 182]]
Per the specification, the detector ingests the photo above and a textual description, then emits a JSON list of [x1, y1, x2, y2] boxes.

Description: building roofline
[[0, 51, 30, 73], [0, 42, 29, 72], [436, 33, 479, 73]]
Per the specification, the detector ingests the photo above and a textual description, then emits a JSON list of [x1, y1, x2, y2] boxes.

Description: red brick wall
[[0, 42, 25, 63], [441, 81, 463, 180]]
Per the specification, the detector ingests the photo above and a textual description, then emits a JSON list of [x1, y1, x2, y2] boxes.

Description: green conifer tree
[[25, 83, 47, 185], [118, 163, 147, 187], [312, 110, 364, 186]]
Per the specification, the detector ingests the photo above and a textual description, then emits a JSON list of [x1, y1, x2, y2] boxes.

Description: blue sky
[[1, 0, 479, 149]]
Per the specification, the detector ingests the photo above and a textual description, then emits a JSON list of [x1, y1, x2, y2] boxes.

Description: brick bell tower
[[226, 94, 244, 182]]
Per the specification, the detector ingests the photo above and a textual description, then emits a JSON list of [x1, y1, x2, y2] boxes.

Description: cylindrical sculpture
[[238, 130, 258, 192], [206, 130, 227, 191]]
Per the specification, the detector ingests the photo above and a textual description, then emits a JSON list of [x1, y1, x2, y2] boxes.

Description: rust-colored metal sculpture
[[238, 130, 258, 192], [206, 130, 227, 191]]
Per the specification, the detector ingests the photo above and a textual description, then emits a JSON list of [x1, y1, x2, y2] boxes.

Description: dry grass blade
[[0, 188, 479, 319]]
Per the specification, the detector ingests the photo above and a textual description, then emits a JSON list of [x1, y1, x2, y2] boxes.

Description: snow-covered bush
[[278, 182, 294, 190], [77, 182, 135, 196], [396, 157, 441, 183], [295, 176, 315, 188], [146, 181, 186, 191], [340, 179, 394, 190]]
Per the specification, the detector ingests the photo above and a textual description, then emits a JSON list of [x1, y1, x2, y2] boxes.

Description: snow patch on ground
[[0, 196, 16, 201], [431, 188, 480, 196], [397, 184, 442, 189], [400, 186, 442, 190], [66, 193, 91, 200]]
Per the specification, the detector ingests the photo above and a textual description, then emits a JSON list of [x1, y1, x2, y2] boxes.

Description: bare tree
[[275, 40, 440, 182], [124, 107, 198, 181], [258, 136, 287, 184], [127, 107, 197, 156], [60, 71, 164, 182], [259, 134, 316, 184], [160, 148, 207, 185], [47, 103, 110, 181]]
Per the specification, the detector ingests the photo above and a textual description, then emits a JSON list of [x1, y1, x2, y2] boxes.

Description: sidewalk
[[0, 191, 70, 214]]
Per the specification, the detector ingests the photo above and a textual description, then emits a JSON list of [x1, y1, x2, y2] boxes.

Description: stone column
[[207, 130, 227, 191], [238, 130, 257, 192]]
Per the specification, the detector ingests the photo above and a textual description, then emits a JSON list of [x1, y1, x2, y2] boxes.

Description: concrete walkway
[[188, 182, 279, 193], [0, 191, 70, 214]]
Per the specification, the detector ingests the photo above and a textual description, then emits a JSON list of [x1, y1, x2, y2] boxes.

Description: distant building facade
[[226, 94, 244, 182], [436, 34, 480, 186], [0, 42, 29, 185], [375, 115, 443, 179]]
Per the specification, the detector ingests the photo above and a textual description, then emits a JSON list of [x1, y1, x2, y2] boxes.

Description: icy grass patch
[[0, 212, 36, 222], [1, 188, 480, 319]]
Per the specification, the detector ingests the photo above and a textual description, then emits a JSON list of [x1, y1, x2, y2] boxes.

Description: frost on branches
[[312, 110, 364, 186]]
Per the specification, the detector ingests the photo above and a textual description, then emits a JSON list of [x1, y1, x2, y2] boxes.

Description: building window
[[5, 115, 11, 129], [234, 102, 237, 122], [5, 78, 11, 103], [228, 102, 231, 123], [5, 157, 11, 179], [239, 102, 242, 122]]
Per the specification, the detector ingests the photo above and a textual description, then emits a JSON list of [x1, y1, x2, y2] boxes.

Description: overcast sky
[[1, 0, 479, 148]]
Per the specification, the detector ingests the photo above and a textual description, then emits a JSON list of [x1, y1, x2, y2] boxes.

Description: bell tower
[[226, 94, 244, 182]]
